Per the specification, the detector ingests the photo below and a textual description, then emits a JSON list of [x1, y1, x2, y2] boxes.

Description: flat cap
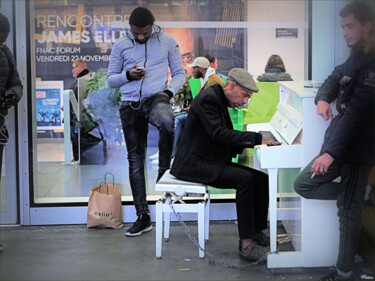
[[228, 68, 259, 93]]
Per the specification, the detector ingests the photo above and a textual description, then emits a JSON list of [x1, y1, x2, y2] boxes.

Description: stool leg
[[156, 201, 163, 259], [164, 211, 171, 242], [205, 194, 210, 241], [198, 201, 205, 259]]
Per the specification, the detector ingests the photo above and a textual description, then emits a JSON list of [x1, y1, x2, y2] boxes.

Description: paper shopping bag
[[87, 173, 123, 229]]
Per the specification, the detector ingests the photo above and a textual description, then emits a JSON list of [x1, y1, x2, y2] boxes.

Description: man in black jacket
[[171, 68, 273, 261], [294, 3, 375, 281], [0, 15, 23, 169], [0, 13, 23, 252]]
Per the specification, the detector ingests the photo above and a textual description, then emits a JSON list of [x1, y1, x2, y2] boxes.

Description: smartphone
[[5, 93, 16, 100], [136, 66, 145, 71]]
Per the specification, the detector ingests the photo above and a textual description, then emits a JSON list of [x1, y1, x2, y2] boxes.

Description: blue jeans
[[173, 112, 188, 157], [119, 93, 174, 216]]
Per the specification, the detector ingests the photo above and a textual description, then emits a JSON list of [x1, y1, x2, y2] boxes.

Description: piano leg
[[268, 168, 278, 254], [253, 152, 278, 253]]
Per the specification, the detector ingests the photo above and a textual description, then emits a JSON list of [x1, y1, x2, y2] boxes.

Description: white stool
[[155, 170, 210, 259]]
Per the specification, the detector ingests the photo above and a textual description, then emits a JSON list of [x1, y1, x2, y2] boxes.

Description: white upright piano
[[247, 81, 340, 269]]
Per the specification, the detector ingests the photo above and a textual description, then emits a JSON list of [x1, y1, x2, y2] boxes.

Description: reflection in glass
[[31, 0, 308, 204]]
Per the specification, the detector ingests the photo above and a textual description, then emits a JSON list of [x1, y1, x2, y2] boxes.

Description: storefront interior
[[0, 0, 375, 279]]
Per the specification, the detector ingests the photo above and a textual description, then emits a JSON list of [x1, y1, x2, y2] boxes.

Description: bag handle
[[97, 172, 115, 195], [104, 172, 115, 187], [98, 181, 108, 195]]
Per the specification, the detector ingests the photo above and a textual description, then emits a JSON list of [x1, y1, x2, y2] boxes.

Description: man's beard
[[135, 37, 150, 44], [347, 38, 366, 50], [194, 70, 203, 79]]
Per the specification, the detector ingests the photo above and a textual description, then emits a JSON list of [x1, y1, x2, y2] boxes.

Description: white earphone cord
[[0, 113, 11, 145]]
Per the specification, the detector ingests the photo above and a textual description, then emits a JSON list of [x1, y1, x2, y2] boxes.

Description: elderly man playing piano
[[171, 68, 277, 262], [294, 2, 375, 281]]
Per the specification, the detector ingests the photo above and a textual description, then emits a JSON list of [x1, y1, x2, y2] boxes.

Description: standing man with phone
[[294, 2, 375, 280], [107, 7, 185, 237]]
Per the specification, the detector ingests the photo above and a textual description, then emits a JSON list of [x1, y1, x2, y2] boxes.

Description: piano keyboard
[[259, 131, 278, 143]]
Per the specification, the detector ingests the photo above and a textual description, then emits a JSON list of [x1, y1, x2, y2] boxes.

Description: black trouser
[[119, 93, 174, 216], [71, 124, 79, 161], [294, 156, 372, 273], [208, 162, 269, 239]]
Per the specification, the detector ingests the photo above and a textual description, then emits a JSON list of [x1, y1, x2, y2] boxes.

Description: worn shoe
[[254, 231, 270, 247], [320, 269, 353, 281], [239, 240, 269, 262], [125, 214, 152, 237]]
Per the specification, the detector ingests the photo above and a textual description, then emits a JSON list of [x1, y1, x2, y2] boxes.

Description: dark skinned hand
[[1, 90, 17, 108], [129, 65, 146, 80]]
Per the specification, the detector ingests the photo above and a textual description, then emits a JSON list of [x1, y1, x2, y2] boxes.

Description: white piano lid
[[278, 80, 322, 98]]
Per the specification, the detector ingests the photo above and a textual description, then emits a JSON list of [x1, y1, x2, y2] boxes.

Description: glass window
[[30, 0, 310, 205]]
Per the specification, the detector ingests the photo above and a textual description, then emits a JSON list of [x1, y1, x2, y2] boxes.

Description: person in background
[[70, 58, 90, 162], [189, 56, 223, 94], [257, 54, 293, 82], [170, 74, 193, 159], [72, 59, 90, 88], [205, 55, 218, 71], [294, 2, 375, 281], [0, 13, 23, 252], [171, 68, 275, 261], [172, 57, 223, 157], [107, 7, 185, 237]]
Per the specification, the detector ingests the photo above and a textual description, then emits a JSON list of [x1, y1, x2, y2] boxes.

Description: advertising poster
[[33, 1, 245, 143], [34, 2, 245, 86], [36, 81, 64, 130]]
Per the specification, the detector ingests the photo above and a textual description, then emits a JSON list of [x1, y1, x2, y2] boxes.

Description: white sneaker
[[149, 152, 159, 160]]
